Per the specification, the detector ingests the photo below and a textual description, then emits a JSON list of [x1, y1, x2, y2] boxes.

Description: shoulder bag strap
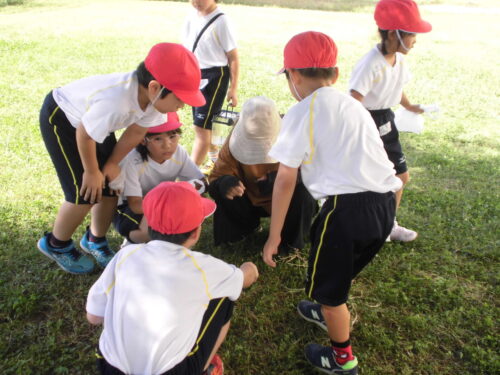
[[192, 13, 224, 53]]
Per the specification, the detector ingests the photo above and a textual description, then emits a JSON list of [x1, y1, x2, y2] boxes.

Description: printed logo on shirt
[[378, 121, 391, 137]]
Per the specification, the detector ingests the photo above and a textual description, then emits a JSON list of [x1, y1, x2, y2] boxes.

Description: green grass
[[1, 0, 499, 374]]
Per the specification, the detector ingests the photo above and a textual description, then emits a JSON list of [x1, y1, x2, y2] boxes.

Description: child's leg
[[52, 202, 92, 242], [90, 196, 118, 237], [394, 171, 410, 209], [322, 304, 350, 343], [203, 321, 230, 372], [191, 126, 212, 166], [128, 216, 150, 244]]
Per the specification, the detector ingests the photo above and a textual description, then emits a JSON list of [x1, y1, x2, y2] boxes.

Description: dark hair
[[378, 28, 413, 55], [148, 227, 196, 245], [136, 128, 183, 161], [136, 61, 171, 99], [285, 67, 336, 81]]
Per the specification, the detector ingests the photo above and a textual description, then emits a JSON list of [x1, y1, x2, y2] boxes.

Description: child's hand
[[81, 170, 105, 204], [240, 262, 259, 288], [226, 89, 238, 107], [102, 162, 121, 195], [262, 235, 281, 268], [226, 180, 245, 200]]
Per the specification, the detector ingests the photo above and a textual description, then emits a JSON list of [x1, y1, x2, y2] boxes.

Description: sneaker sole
[[37, 239, 93, 275], [297, 305, 328, 332]]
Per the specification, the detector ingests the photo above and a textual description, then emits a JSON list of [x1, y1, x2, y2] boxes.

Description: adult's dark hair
[[148, 227, 196, 245], [378, 28, 413, 55], [136, 61, 171, 99], [136, 128, 183, 161], [285, 67, 336, 81]]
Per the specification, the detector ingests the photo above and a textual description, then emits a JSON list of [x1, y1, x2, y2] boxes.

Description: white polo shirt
[[52, 71, 165, 143], [86, 240, 244, 375], [349, 45, 411, 110], [181, 8, 237, 69], [121, 145, 204, 198], [268, 87, 402, 199]]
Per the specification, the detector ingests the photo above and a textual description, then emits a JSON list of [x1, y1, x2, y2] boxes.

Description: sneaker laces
[[67, 248, 83, 261]]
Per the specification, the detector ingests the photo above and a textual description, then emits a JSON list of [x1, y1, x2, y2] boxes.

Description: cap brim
[[147, 121, 182, 133], [174, 89, 206, 107], [201, 197, 216, 219], [276, 67, 286, 75]]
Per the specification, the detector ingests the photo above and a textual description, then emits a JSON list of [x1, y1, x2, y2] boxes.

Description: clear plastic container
[[211, 106, 239, 146]]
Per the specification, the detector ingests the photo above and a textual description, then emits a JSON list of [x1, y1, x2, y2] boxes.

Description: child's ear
[[331, 67, 340, 85], [147, 80, 162, 98], [190, 226, 202, 242]]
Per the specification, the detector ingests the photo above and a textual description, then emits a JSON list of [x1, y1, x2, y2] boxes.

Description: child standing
[[113, 112, 206, 244], [87, 181, 259, 375], [262, 31, 402, 374], [38, 43, 205, 274], [349, 0, 432, 241], [182, 0, 240, 173]]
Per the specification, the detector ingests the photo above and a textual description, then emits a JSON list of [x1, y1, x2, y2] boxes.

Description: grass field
[[0, 0, 499, 374]]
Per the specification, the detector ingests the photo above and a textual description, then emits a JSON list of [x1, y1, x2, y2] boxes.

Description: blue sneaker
[[297, 300, 327, 331], [37, 233, 94, 274], [80, 229, 115, 268], [305, 344, 358, 374]]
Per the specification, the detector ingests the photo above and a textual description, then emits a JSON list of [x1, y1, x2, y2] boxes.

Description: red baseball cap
[[278, 31, 337, 74], [143, 181, 216, 235], [375, 0, 432, 33], [145, 43, 206, 107], [147, 112, 182, 134]]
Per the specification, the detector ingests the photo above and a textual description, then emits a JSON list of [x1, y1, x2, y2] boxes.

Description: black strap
[[192, 13, 224, 53]]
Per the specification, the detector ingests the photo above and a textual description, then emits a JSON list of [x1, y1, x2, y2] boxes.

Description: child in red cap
[[262, 31, 402, 374], [87, 181, 259, 375], [182, 0, 240, 173], [349, 0, 432, 242], [113, 112, 207, 245], [38, 43, 205, 274]]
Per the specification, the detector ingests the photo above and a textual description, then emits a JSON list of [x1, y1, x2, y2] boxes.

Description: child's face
[[191, 0, 217, 14], [143, 132, 180, 163], [398, 33, 417, 54], [152, 91, 186, 114]]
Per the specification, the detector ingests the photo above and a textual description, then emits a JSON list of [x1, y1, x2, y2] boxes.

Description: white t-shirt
[[181, 8, 237, 69], [52, 71, 165, 143], [86, 240, 244, 375], [121, 145, 204, 198], [349, 45, 411, 110], [268, 87, 402, 199]]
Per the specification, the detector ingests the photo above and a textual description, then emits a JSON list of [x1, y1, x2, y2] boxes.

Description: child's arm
[[127, 196, 143, 214], [76, 124, 105, 204], [262, 164, 298, 267], [240, 262, 259, 288], [400, 92, 424, 114], [226, 49, 239, 107], [86, 312, 104, 325], [103, 124, 149, 188], [350, 89, 364, 103]]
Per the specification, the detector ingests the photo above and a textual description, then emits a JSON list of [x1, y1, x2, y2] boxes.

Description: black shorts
[[112, 203, 143, 240], [39, 92, 117, 204], [193, 66, 230, 130], [368, 109, 408, 175], [96, 298, 234, 375], [305, 191, 396, 307]]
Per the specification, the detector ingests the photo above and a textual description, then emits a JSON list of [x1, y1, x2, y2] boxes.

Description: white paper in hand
[[394, 108, 424, 134]]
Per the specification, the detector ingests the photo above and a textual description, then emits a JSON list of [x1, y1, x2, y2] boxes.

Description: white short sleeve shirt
[[349, 46, 411, 110], [181, 8, 237, 69], [52, 71, 165, 143], [268, 87, 402, 199], [121, 145, 204, 199], [86, 240, 244, 375]]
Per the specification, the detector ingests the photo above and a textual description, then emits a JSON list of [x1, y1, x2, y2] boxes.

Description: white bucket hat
[[229, 96, 281, 165]]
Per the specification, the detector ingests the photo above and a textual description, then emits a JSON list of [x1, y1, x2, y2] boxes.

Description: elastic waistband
[[368, 108, 392, 115], [201, 66, 229, 73], [328, 191, 394, 208]]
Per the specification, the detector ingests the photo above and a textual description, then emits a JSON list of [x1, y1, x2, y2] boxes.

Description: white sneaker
[[390, 222, 418, 242]]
